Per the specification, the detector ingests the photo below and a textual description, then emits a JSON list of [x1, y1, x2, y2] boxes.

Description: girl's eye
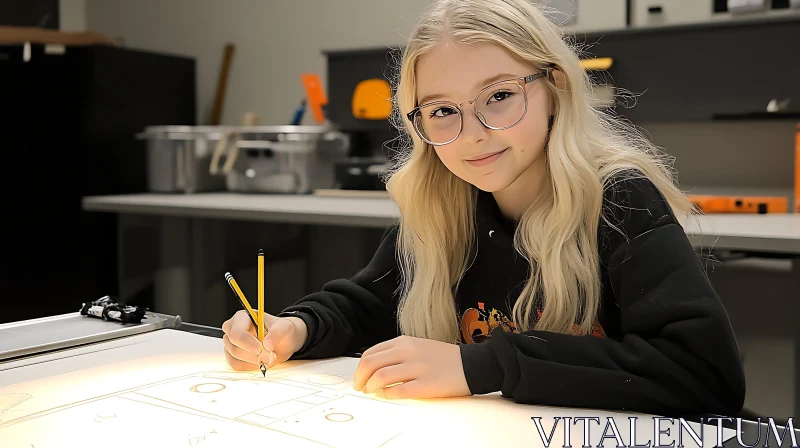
[[488, 90, 514, 103], [429, 107, 457, 118]]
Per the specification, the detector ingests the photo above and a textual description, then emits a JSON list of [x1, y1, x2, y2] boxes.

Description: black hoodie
[[277, 173, 746, 417]]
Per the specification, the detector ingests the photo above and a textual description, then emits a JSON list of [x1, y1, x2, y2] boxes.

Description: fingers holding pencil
[[223, 270, 270, 373], [222, 310, 303, 371], [222, 310, 259, 351], [223, 251, 307, 375]]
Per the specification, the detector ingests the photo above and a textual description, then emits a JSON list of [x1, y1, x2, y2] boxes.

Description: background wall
[[58, 0, 86, 31], [85, 0, 435, 126], [82, 0, 633, 127]]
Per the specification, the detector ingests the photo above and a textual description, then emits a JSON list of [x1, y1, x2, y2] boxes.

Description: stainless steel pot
[[138, 126, 227, 194], [138, 125, 350, 194]]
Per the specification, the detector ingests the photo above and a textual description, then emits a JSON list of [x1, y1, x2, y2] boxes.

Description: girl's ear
[[545, 68, 568, 117], [549, 68, 568, 92]]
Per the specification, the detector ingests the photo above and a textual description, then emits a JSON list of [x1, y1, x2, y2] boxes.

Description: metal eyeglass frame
[[405, 70, 550, 146]]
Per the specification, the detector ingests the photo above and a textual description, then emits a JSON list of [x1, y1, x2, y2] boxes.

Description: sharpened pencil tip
[[260, 362, 267, 377]]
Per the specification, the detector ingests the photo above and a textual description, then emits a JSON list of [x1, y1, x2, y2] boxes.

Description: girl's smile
[[463, 147, 509, 167]]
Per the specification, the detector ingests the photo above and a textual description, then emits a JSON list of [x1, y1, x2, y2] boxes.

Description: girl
[[222, 0, 746, 417]]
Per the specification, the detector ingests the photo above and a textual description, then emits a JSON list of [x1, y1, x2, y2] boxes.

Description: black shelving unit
[[0, 44, 195, 324], [323, 15, 800, 128]]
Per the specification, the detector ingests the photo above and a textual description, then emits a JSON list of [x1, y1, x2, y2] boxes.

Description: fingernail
[[258, 351, 275, 368], [378, 388, 385, 399]]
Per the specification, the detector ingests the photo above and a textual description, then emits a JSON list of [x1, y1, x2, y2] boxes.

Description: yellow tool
[[579, 57, 613, 70], [258, 249, 265, 377], [224, 272, 256, 325]]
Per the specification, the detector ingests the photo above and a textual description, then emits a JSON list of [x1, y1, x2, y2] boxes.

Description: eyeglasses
[[406, 71, 549, 146]]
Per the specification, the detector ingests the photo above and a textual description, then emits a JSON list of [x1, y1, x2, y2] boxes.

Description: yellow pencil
[[224, 272, 257, 326], [258, 249, 266, 376]]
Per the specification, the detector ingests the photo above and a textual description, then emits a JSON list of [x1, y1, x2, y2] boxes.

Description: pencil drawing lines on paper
[[267, 395, 406, 448], [0, 393, 32, 422], [202, 371, 259, 381], [307, 374, 347, 386], [189, 383, 227, 394], [130, 370, 406, 447], [1, 365, 407, 448], [92, 413, 116, 423], [325, 412, 354, 422], [188, 433, 207, 446]]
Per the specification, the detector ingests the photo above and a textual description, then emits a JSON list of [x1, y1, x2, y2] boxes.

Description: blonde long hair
[[386, 0, 696, 342]]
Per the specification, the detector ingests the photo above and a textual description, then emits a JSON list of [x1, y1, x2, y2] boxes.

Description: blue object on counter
[[291, 98, 307, 125]]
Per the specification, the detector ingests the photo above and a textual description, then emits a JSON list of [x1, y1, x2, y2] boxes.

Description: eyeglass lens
[[413, 81, 526, 145]]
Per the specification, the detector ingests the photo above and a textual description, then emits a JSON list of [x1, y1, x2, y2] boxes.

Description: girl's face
[[415, 41, 551, 194]]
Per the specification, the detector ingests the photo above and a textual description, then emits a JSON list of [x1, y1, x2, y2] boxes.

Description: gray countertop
[[83, 192, 400, 228], [83, 193, 800, 254]]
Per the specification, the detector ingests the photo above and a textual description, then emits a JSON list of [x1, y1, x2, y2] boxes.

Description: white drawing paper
[[0, 329, 735, 448]]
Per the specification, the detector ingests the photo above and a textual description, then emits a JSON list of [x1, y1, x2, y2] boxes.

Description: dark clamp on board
[[80, 295, 148, 324]]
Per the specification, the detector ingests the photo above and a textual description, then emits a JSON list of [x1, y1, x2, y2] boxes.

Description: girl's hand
[[222, 310, 308, 371], [352, 335, 471, 400]]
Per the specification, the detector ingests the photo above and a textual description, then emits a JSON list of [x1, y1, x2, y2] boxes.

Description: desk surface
[[83, 192, 400, 228], [688, 214, 800, 254], [0, 328, 754, 446], [83, 193, 800, 254]]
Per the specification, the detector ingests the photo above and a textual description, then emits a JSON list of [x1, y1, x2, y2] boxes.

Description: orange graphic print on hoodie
[[459, 302, 606, 344]]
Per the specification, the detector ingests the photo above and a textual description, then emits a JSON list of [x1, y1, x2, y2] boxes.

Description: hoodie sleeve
[[277, 225, 401, 359], [458, 175, 747, 417]]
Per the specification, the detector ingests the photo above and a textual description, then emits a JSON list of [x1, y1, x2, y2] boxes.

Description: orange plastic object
[[352, 78, 392, 120], [301, 74, 328, 123], [688, 195, 789, 214]]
